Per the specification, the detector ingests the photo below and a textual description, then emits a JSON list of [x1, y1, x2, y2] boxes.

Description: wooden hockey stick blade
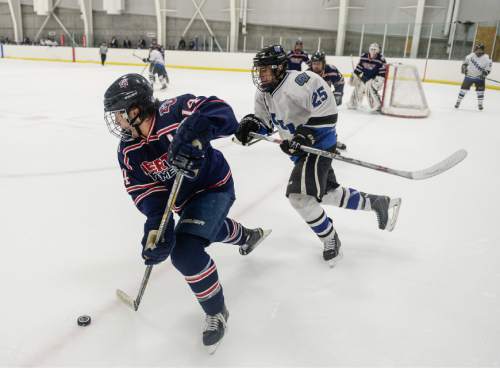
[[408, 149, 467, 180], [116, 289, 138, 311]]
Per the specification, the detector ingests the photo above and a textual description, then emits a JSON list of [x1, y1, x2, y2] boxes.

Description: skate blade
[[385, 198, 402, 232], [240, 229, 272, 255], [326, 251, 343, 268], [206, 341, 222, 355]]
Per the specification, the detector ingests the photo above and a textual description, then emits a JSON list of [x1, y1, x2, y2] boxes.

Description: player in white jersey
[[234, 45, 401, 266], [455, 43, 492, 110], [143, 44, 169, 90]]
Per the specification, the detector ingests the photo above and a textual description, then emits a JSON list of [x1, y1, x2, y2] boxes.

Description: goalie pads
[[365, 76, 384, 110], [347, 73, 366, 109]]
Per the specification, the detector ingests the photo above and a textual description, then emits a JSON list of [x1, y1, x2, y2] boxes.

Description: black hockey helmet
[[252, 44, 288, 93], [474, 42, 485, 54], [310, 51, 326, 64], [103, 73, 156, 141]]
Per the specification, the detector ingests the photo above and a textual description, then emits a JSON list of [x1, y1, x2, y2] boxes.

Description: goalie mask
[[369, 43, 381, 58], [252, 45, 288, 93], [103, 73, 156, 141]]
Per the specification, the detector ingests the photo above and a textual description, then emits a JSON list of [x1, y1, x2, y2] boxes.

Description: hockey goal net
[[381, 63, 430, 118]]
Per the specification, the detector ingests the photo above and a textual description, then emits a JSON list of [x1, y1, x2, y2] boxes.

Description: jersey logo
[[140, 152, 177, 182], [118, 78, 128, 88], [295, 72, 310, 86], [159, 98, 177, 116]]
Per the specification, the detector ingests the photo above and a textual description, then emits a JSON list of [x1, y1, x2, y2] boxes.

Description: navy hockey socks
[[214, 218, 246, 245]]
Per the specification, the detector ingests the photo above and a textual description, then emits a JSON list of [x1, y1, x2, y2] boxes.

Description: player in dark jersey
[[287, 39, 310, 71], [103, 74, 270, 352], [308, 51, 345, 106]]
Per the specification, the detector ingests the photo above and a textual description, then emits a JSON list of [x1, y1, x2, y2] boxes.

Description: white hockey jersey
[[149, 49, 165, 65], [254, 70, 338, 150], [464, 53, 492, 79]]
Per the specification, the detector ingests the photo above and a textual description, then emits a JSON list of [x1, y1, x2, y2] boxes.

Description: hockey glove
[[234, 114, 265, 145], [168, 112, 210, 177], [334, 92, 343, 106], [142, 58, 149, 63], [141, 216, 175, 266], [481, 70, 490, 79], [461, 64, 467, 75], [280, 126, 316, 156]]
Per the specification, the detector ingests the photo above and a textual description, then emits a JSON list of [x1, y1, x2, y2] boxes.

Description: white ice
[[1, 59, 499, 367]]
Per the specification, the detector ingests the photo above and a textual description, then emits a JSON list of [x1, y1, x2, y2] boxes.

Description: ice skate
[[239, 227, 272, 255], [323, 232, 342, 267], [203, 304, 229, 354], [368, 195, 402, 232]]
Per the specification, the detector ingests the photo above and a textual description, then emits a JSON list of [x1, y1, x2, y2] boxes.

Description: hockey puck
[[77, 315, 91, 327]]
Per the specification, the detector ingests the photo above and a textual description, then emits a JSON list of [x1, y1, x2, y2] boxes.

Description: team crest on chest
[[159, 98, 177, 116], [140, 152, 177, 181]]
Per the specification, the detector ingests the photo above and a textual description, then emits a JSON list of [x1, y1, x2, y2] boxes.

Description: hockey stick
[[132, 52, 146, 62], [249, 132, 467, 180], [116, 171, 185, 311], [486, 77, 500, 84]]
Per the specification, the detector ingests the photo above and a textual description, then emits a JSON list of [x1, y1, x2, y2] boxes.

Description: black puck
[[77, 315, 91, 327]]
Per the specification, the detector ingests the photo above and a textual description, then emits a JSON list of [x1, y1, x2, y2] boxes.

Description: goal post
[[381, 63, 430, 118]]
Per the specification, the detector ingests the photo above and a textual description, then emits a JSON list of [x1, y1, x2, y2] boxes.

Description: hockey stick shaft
[[132, 52, 146, 62], [116, 171, 185, 311], [249, 132, 467, 180], [486, 77, 500, 84]]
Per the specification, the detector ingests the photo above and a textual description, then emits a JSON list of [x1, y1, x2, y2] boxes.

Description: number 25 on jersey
[[312, 86, 328, 107]]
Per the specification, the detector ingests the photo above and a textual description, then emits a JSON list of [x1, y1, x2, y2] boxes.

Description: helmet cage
[[104, 109, 136, 142], [252, 64, 286, 92]]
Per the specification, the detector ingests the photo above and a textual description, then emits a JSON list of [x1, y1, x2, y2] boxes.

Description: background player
[[308, 51, 345, 106], [235, 45, 401, 266], [103, 74, 269, 352], [143, 44, 169, 90], [308, 50, 347, 151], [455, 43, 492, 110], [287, 39, 310, 71], [348, 43, 387, 111]]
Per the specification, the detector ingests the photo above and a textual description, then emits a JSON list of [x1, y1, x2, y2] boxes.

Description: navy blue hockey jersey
[[354, 52, 387, 81], [117, 95, 238, 219], [308, 64, 345, 94], [287, 50, 310, 71]]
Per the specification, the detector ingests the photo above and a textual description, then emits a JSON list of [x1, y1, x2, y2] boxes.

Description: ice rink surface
[[1, 58, 499, 367]]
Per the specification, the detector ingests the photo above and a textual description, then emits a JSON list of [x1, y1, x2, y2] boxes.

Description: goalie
[[347, 43, 387, 111]]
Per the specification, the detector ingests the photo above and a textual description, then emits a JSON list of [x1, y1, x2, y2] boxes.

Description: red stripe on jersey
[[126, 181, 160, 193], [148, 123, 179, 142], [133, 186, 168, 206]]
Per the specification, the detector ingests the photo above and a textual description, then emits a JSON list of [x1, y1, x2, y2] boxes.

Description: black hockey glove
[[141, 216, 175, 266], [481, 70, 489, 79], [168, 112, 211, 177], [235, 114, 265, 145], [461, 64, 467, 74], [334, 92, 343, 106], [280, 126, 316, 156], [142, 58, 149, 63]]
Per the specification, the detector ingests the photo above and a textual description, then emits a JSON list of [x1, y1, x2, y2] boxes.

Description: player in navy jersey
[[308, 51, 345, 106], [287, 39, 310, 71], [348, 43, 387, 111], [103, 73, 270, 352]]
